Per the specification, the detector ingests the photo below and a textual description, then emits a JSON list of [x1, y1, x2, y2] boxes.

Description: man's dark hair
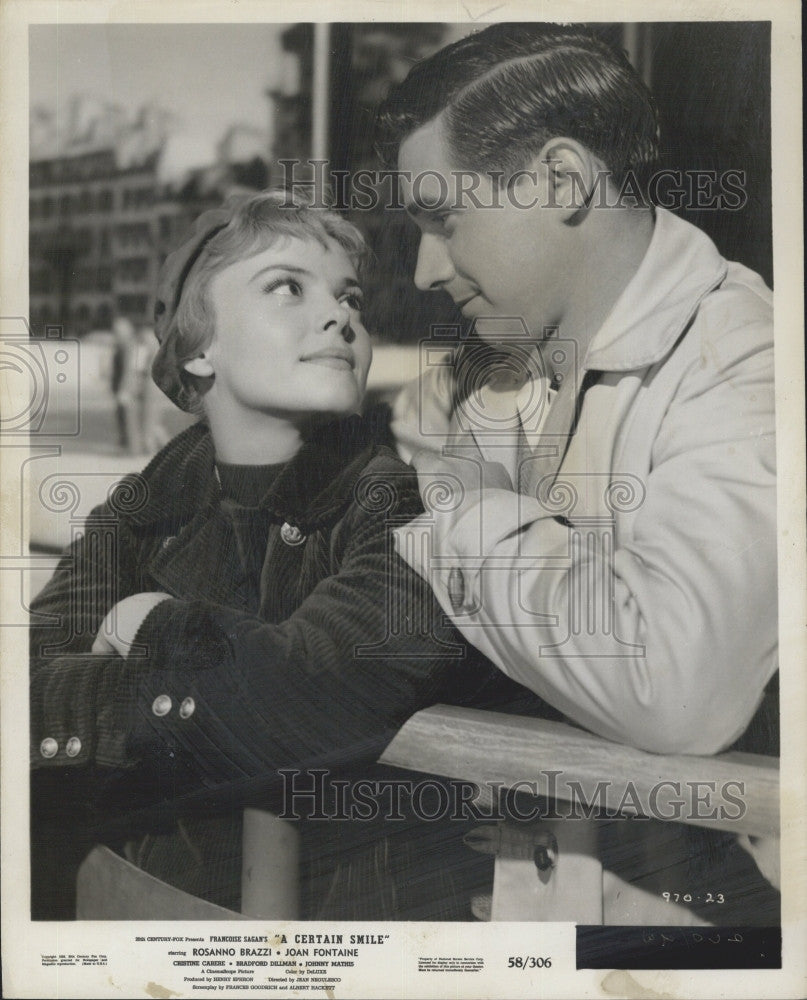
[[376, 23, 660, 188]]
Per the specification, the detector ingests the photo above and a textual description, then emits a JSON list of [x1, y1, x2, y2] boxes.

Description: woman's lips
[[300, 350, 355, 371]]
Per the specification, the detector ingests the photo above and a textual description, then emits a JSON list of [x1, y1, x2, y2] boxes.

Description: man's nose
[[414, 233, 455, 291]]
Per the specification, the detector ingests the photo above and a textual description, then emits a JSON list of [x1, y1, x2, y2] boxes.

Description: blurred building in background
[[29, 141, 161, 336], [29, 21, 771, 343], [28, 24, 465, 342], [28, 98, 268, 338]]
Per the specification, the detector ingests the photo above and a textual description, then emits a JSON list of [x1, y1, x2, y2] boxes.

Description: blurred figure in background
[[133, 322, 168, 453], [111, 315, 165, 454], [111, 315, 136, 451]]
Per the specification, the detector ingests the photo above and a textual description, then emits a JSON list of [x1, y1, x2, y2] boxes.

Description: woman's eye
[[341, 291, 364, 311], [264, 278, 303, 297]]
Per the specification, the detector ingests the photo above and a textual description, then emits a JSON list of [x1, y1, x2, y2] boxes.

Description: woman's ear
[[183, 354, 215, 378]]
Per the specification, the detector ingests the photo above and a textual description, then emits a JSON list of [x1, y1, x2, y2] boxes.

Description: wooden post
[[240, 808, 299, 919], [486, 819, 603, 922], [76, 846, 246, 920]]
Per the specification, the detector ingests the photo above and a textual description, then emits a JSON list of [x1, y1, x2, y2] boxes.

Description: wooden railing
[[77, 705, 779, 922], [380, 705, 779, 839], [380, 705, 780, 923]]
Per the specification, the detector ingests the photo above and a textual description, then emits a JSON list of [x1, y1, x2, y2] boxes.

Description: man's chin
[[469, 314, 536, 347]]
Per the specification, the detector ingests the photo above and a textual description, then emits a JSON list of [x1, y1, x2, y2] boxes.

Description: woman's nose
[[322, 299, 356, 342], [414, 233, 456, 291]]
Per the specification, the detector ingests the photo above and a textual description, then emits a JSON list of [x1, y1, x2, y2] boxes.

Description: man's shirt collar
[[584, 206, 728, 372]]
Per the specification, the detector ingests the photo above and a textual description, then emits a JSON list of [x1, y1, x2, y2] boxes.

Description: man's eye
[[427, 212, 454, 233], [263, 278, 303, 296]]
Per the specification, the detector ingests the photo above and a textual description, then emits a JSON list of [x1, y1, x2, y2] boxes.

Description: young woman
[[30, 191, 530, 921]]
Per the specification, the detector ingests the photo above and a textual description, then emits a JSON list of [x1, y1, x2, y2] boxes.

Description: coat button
[[65, 736, 82, 757], [40, 737, 58, 758], [179, 697, 196, 719], [280, 522, 306, 546], [152, 694, 172, 716]]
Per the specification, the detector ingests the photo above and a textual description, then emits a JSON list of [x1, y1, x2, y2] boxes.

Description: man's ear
[[183, 354, 215, 378], [532, 138, 609, 220]]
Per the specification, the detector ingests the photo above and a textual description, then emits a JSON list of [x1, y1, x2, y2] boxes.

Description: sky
[[29, 23, 288, 179]]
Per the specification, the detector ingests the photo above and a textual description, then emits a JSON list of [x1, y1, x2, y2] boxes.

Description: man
[[376, 23, 778, 920]]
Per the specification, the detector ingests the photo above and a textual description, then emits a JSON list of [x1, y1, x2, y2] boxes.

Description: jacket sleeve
[[30, 497, 148, 770], [30, 463, 472, 792], [394, 318, 778, 756]]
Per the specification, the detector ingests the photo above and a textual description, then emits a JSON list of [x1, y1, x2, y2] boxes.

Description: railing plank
[[379, 705, 779, 838]]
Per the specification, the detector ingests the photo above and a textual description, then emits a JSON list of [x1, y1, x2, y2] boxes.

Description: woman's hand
[[92, 592, 172, 659]]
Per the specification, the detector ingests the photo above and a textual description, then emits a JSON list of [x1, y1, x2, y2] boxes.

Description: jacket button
[[179, 697, 196, 719], [65, 736, 82, 757], [447, 567, 466, 613], [152, 694, 172, 716], [40, 737, 58, 758], [280, 522, 306, 546]]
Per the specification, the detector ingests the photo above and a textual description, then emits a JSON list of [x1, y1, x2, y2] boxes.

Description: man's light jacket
[[392, 207, 777, 756]]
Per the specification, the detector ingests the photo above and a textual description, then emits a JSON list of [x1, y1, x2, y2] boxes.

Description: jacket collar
[[120, 413, 385, 532], [584, 207, 728, 372]]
